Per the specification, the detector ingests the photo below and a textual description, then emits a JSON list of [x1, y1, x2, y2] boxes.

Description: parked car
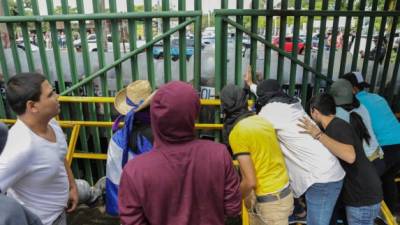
[[152, 38, 204, 61], [272, 36, 305, 54]]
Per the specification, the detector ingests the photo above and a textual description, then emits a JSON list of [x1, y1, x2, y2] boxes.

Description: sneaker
[[289, 213, 307, 224]]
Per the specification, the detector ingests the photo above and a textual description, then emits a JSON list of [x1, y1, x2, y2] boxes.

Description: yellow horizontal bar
[[73, 152, 108, 160], [58, 96, 254, 106], [0, 119, 223, 129]]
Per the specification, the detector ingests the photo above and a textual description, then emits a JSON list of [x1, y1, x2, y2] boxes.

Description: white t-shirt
[[0, 119, 69, 225], [259, 101, 345, 197]]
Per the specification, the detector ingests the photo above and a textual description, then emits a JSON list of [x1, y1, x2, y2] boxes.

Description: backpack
[[105, 110, 153, 216]]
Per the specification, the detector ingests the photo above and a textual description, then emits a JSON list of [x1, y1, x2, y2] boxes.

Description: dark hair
[[6, 73, 46, 115], [339, 97, 360, 111], [349, 112, 371, 145], [342, 72, 364, 90], [309, 93, 336, 116]]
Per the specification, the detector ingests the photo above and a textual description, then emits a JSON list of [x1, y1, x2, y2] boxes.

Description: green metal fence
[[214, 0, 400, 106], [0, 0, 202, 183], [0, 0, 400, 183]]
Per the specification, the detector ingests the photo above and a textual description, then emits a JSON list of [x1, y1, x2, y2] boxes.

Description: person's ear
[[26, 100, 39, 114]]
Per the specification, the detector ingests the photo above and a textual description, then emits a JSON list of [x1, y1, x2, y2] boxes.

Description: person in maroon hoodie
[[118, 81, 242, 225]]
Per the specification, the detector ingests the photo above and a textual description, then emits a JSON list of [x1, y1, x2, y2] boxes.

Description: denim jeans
[[346, 203, 380, 225], [305, 179, 344, 225]]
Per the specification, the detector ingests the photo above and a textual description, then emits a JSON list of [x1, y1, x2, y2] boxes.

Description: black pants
[[382, 144, 400, 214]]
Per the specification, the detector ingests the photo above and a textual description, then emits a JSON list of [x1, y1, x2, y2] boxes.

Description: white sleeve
[[0, 135, 32, 192], [250, 84, 258, 97]]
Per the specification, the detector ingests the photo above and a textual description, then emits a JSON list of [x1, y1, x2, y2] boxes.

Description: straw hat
[[114, 80, 155, 115]]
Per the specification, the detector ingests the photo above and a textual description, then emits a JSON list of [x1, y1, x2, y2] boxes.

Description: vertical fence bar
[[0, 29, 9, 80], [221, 0, 228, 87], [339, 0, 354, 77], [214, 14, 223, 142], [144, 0, 155, 88], [178, 0, 187, 82], [2, 0, 21, 73], [127, 0, 139, 81], [351, 0, 367, 71], [73, 0, 96, 183], [31, 0, 51, 80], [314, 0, 329, 95], [193, 0, 202, 90], [263, 0, 273, 80], [388, 41, 400, 102], [301, 0, 315, 106], [327, 0, 342, 83], [109, 0, 122, 90], [16, 0, 35, 72], [92, 0, 111, 125], [370, 0, 390, 92], [380, 1, 399, 95], [92, 0, 110, 178], [162, 0, 172, 83], [250, 0, 259, 82], [361, 0, 378, 78], [289, 0, 302, 96], [234, 0, 243, 85], [277, 0, 287, 85], [46, 0, 71, 125]]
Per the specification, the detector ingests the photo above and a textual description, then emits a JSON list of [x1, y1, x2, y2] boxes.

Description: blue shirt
[[356, 91, 400, 146]]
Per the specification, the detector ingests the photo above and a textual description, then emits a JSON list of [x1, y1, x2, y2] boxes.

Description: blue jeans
[[346, 203, 380, 225], [305, 179, 343, 225]]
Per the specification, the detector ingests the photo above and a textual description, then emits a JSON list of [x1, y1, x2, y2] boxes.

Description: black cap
[[342, 72, 370, 89]]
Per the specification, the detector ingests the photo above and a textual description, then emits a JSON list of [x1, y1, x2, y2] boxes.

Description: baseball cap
[[329, 79, 354, 105]]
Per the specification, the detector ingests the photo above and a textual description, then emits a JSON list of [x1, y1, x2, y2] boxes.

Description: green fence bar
[[388, 43, 400, 102], [193, 0, 202, 90], [215, 15, 223, 95], [361, 0, 379, 78], [162, 0, 172, 82], [46, 0, 65, 92], [73, 0, 96, 184], [339, 0, 354, 77], [61, 0, 92, 182], [2, 0, 21, 73], [289, 0, 302, 96], [327, 0, 342, 83], [220, 0, 228, 88], [301, 0, 315, 106], [213, 9, 400, 17], [0, 31, 9, 80], [0, 11, 203, 23], [381, 1, 400, 96], [178, 0, 187, 82], [277, 0, 287, 85], [46, 0, 71, 127], [250, 0, 259, 82], [109, 0, 122, 90], [31, 0, 51, 81], [263, 0, 273, 80], [92, 0, 110, 121], [144, 0, 155, 88], [234, 0, 243, 85], [370, 0, 391, 92], [16, 0, 35, 72], [127, 0, 139, 81], [351, 0, 367, 71], [314, 0, 329, 95]]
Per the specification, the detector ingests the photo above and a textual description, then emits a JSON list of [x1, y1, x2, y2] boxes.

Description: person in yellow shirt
[[221, 84, 293, 225]]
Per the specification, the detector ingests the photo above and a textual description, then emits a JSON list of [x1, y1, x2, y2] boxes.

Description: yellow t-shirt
[[229, 115, 289, 196]]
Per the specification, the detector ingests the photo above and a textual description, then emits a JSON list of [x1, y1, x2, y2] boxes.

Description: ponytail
[[349, 111, 371, 145]]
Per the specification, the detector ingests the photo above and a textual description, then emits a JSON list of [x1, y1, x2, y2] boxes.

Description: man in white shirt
[[0, 73, 78, 225], [245, 70, 345, 225]]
